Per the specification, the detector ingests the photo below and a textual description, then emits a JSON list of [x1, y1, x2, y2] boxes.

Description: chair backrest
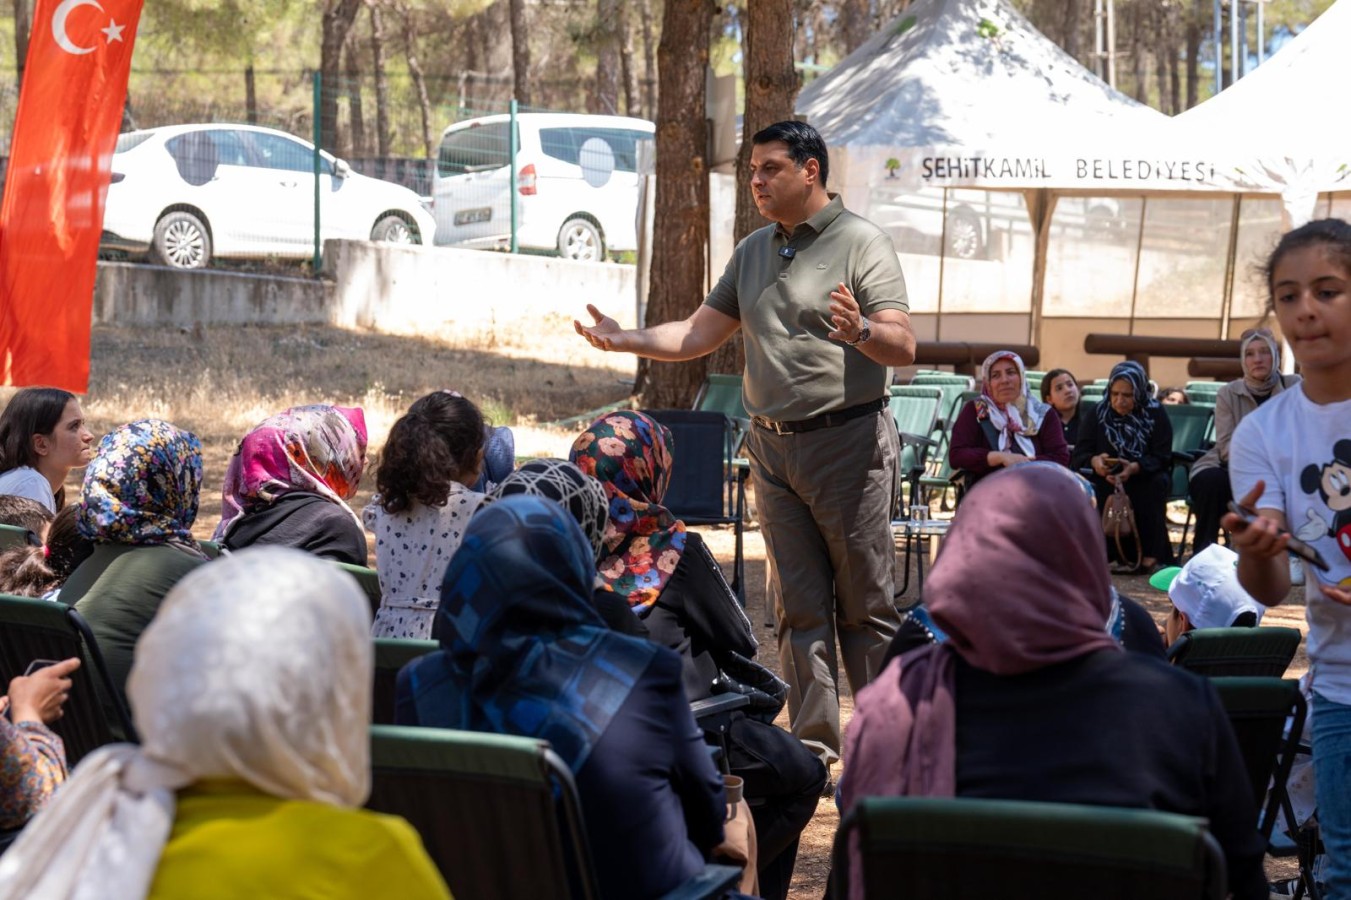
[[0, 594, 136, 761], [335, 562, 382, 618], [693, 373, 749, 423], [1165, 626, 1302, 678], [833, 796, 1226, 900], [888, 386, 942, 471], [1210, 677, 1307, 842], [372, 638, 437, 725], [367, 724, 598, 900], [0, 524, 39, 551], [1024, 370, 1047, 395], [1165, 404, 1215, 499], [1185, 381, 1223, 403], [641, 409, 736, 524]]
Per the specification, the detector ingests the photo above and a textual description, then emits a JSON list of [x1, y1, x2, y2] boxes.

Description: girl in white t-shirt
[[1225, 218, 1351, 898], [0, 388, 95, 512]]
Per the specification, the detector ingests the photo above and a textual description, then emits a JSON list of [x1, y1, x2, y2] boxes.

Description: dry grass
[[13, 322, 1306, 897]]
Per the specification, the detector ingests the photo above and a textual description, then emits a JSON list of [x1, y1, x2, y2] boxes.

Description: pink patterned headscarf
[[841, 464, 1120, 893], [213, 405, 367, 541]]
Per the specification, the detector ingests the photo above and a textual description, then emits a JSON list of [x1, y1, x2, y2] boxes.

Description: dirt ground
[[36, 324, 1304, 898]]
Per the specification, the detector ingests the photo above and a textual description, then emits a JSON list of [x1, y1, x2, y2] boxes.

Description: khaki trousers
[[745, 409, 901, 763]]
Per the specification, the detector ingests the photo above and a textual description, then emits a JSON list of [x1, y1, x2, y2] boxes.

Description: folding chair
[[832, 796, 1227, 899], [372, 638, 437, 725], [1210, 677, 1306, 843], [919, 389, 979, 511], [1164, 404, 1215, 558], [692, 373, 750, 456], [0, 594, 137, 760], [1166, 626, 1302, 678], [367, 725, 741, 900], [335, 562, 382, 619], [641, 409, 746, 606], [888, 385, 942, 510], [0, 524, 40, 551]]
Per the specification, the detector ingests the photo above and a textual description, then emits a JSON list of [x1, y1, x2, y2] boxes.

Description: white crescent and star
[[52, 0, 126, 55]]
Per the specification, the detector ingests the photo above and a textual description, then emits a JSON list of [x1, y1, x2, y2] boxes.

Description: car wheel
[[945, 208, 982, 260], [371, 214, 417, 244], [557, 217, 605, 262], [151, 211, 211, 269]]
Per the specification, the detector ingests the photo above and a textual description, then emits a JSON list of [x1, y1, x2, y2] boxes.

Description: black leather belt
[[752, 398, 886, 435]]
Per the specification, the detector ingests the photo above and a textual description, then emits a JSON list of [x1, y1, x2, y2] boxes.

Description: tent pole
[[1219, 195, 1241, 340], [1127, 197, 1148, 336], [936, 188, 948, 341], [1028, 190, 1055, 350]]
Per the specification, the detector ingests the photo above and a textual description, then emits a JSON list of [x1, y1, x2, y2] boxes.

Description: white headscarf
[[978, 350, 1052, 458], [1240, 329, 1282, 396], [0, 547, 373, 900]]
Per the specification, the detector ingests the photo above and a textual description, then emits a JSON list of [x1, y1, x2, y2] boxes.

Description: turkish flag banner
[[0, 0, 143, 392]]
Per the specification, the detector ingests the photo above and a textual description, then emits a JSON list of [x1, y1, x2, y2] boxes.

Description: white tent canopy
[[796, 0, 1216, 203], [1173, 0, 1351, 225]]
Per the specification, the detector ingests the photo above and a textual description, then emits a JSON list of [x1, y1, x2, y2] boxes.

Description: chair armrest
[[690, 692, 750, 724], [659, 863, 744, 900], [1172, 450, 1203, 465], [898, 430, 939, 449]]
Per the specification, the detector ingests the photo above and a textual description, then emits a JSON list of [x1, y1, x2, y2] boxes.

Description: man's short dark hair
[[752, 120, 829, 188]]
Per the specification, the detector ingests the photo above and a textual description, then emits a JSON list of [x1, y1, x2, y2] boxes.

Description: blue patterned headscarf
[[406, 495, 660, 772], [1094, 360, 1158, 460], [78, 419, 204, 548]]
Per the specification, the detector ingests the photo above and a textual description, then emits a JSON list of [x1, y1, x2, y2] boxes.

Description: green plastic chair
[[888, 385, 942, 510], [336, 562, 382, 618], [372, 638, 437, 725], [920, 389, 979, 511], [1164, 404, 1215, 556], [0, 523, 39, 551], [1210, 677, 1306, 843], [367, 725, 740, 900], [0, 594, 137, 759], [1024, 369, 1047, 395], [1185, 381, 1224, 404], [832, 796, 1227, 899], [1165, 626, 1302, 678]]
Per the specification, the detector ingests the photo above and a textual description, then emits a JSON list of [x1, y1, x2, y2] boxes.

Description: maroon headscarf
[[842, 464, 1121, 879]]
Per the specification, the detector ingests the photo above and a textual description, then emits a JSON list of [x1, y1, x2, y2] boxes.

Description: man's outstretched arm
[[574, 303, 740, 361]]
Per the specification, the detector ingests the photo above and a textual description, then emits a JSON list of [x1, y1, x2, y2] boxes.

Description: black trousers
[[1091, 469, 1175, 566], [1189, 465, 1231, 556]]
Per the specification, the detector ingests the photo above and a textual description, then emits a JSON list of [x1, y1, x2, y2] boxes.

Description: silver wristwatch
[[845, 317, 872, 346]]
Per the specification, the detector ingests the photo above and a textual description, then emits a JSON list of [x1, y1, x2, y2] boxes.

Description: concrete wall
[[324, 241, 639, 332], [92, 262, 333, 326]]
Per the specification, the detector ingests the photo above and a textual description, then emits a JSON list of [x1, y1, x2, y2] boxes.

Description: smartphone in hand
[[23, 659, 60, 677], [1227, 501, 1331, 572]]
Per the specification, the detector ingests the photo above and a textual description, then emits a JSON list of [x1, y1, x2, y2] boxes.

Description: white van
[[432, 112, 655, 262]]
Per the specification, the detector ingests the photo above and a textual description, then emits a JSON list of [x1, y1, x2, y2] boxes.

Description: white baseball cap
[[1151, 544, 1265, 630]]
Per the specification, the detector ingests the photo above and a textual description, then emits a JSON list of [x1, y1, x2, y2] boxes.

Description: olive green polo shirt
[[703, 194, 909, 421]]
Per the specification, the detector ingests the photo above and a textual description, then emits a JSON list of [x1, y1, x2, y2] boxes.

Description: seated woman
[[570, 411, 823, 900], [0, 504, 96, 599], [365, 391, 487, 639], [0, 547, 450, 899], [949, 351, 1068, 490], [61, 420, 210, 718], [0, 657, 80, 830], [490, 457, 649, 638], [1071, 360, 1176, 572], [1188, 329, 1298, 556], [397, 496, 724, 900], [1038, 368, 1082, 449], [213, 405, 368, 565], [841, 465, 1267, 900], [0, 387, 95, 512]]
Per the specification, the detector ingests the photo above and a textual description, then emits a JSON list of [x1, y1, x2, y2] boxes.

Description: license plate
[[453, 207, 492, 226]]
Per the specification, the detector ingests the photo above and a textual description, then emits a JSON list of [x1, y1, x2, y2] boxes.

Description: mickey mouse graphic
[[1296, 438, 1351, 568]]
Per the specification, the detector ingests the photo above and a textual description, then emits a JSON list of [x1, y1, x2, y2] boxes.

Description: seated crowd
[[0, 338, 1313, 899]]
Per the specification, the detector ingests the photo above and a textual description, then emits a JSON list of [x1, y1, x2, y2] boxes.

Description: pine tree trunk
[[842, 0, 871, 53], [508, 0, 531, 106], [245, 63, 258, 124], [320, 0, 364, 152], [639, 0, 657, 119], [371, 3, 392, 157], [618, 1, 639, 116], [1184, 9, 1200, 109], [344, 34, 366, 158], [634, 0, 716, 410], [13, 0, 28, 86], [396, 1, 435, 157], [594, 0, 622, 115], [707, 0, 798, 377]]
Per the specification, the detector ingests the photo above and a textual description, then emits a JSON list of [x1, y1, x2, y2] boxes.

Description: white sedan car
[[101, 123, 435, 268]]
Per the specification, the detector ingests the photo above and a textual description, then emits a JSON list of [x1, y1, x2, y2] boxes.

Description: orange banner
[[0, 0, 143, 392]]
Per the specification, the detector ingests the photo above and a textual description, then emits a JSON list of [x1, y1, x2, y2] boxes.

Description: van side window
[[539, 128, 646, 173], [438, 122, 515, 177]]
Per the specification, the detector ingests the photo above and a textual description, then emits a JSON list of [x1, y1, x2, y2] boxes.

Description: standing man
[[575, 121, 915, 771]]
